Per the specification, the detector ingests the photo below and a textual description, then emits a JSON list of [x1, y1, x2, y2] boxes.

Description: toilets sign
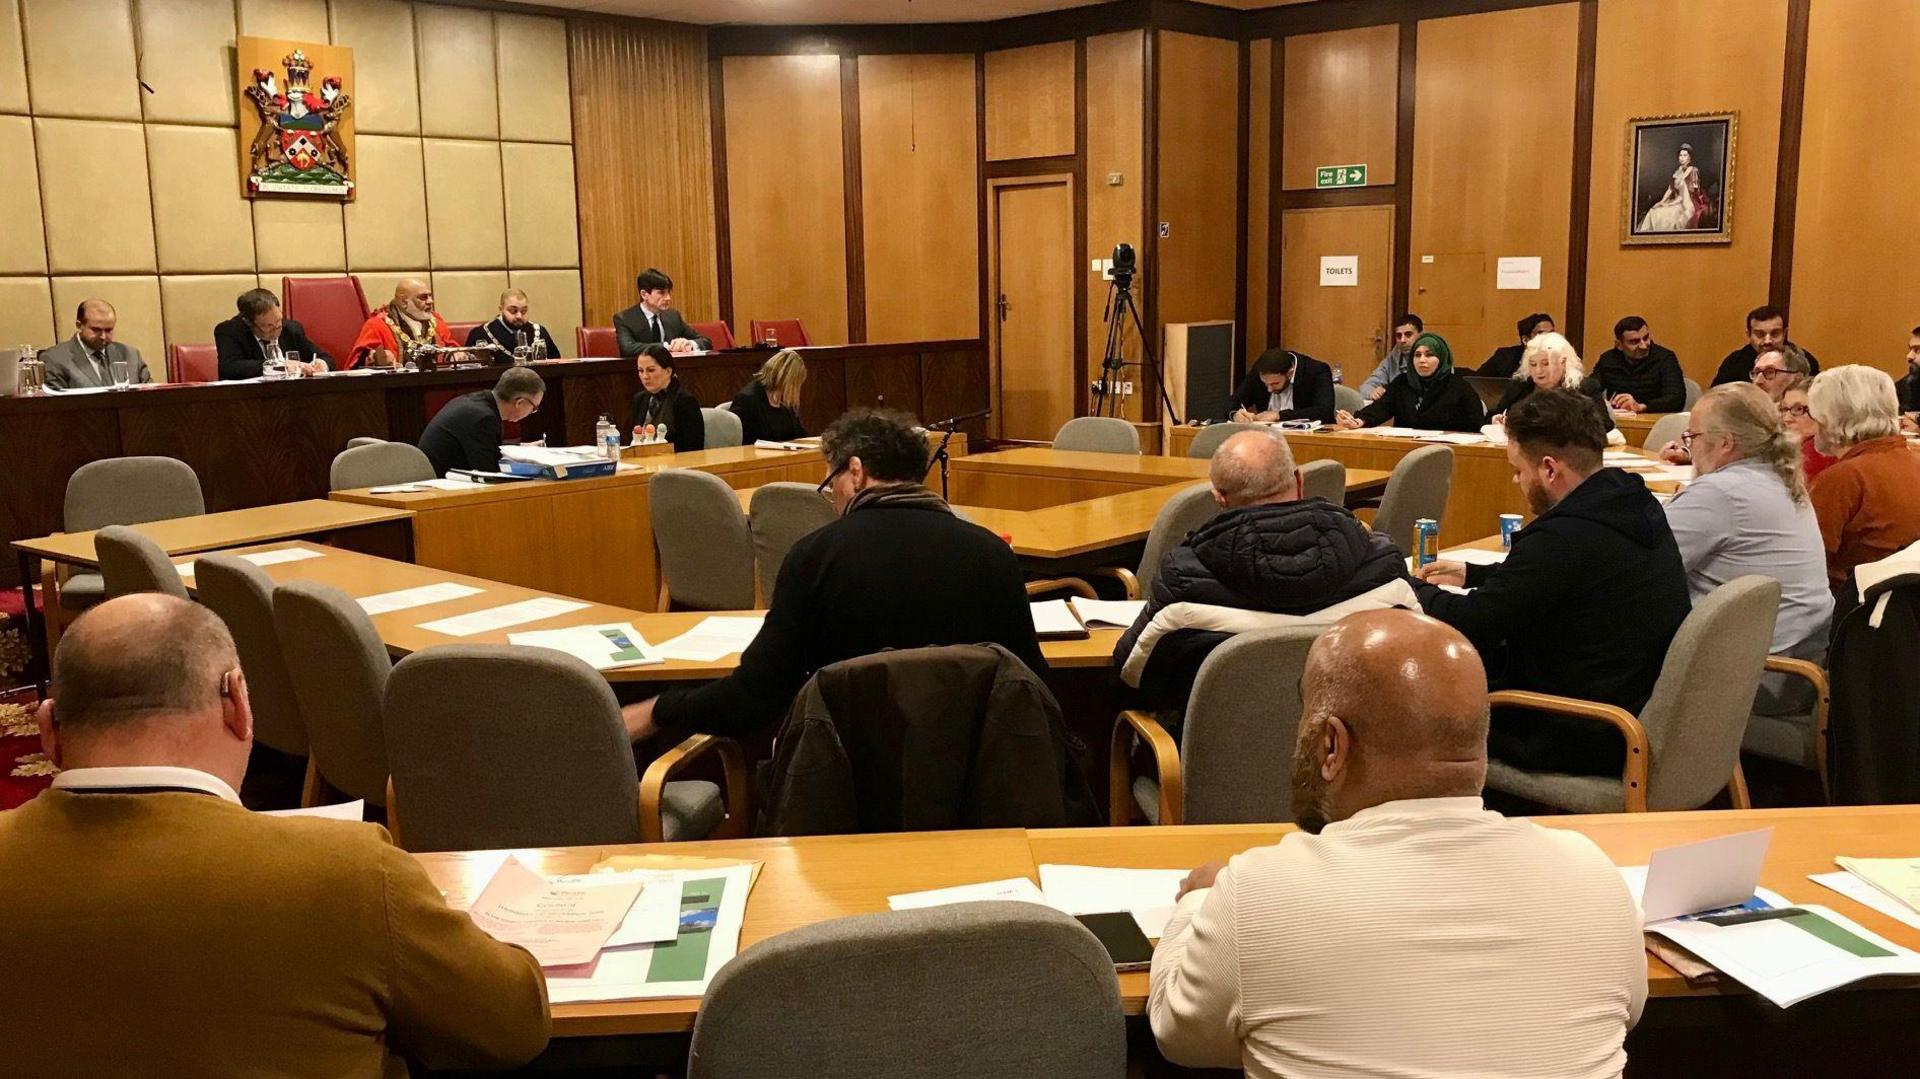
[[1319, 255, 1360, 287]]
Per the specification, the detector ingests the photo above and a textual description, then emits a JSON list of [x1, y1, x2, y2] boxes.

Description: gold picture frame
[[1621, 111, 1736, 246]]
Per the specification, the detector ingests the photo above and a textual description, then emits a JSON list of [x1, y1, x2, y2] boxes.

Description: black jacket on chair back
[[1828, 572, 1920, 805]]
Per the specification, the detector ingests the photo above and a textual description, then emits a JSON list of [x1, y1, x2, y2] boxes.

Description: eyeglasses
[[1679, 429, 1703, 449], [816, 463, 847, 501], [1779, 403, 1811, 418], [515, 397, 540, 415], [1750, 366, 1788, 379]]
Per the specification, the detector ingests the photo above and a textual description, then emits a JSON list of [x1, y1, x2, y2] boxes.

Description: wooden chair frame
[[1107, 709, 1183, 826], [1024, 578, 1099, 601], [1761, 655, 1833, 801], [641, 734, 751, 842]]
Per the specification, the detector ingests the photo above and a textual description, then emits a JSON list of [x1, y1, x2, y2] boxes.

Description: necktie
[[651, 315, 662, 342], [93, 349, 110, 381]]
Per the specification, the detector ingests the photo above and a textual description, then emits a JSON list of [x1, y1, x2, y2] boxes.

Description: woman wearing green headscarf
[[1337, 332, 1485, 432]]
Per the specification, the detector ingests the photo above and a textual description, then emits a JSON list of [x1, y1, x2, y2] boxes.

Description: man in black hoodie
[[1415, 389, 1691, 777], [1114, 428, 1408, 708]]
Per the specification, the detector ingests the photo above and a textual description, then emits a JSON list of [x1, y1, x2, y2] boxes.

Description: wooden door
[[1411, 250, 1487, 357], [992, 178, 1075, 442], [1278, 205, 1394, 383]]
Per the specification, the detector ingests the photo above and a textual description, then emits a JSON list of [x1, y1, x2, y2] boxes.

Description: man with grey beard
[[1148, 609, 1646, 1079]]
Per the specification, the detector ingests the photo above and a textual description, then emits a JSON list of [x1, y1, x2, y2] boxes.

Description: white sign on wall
[[1496, 256, 1543, 290], [1319, 255, 1359, 287]]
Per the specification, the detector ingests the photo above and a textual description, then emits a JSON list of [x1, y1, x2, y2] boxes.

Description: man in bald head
[[348, 277, 459, 368], [2, 594, 549, 1076], [1150, 609, 1645, 1079], [41, 299, 152, 389]]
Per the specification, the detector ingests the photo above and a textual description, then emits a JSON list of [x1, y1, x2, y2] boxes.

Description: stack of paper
[[1039, 864, 1187, 938], [538, 859, 758, 1003], [1834, 857, 1920, 916], [1069, 597, 1147, 629], [1029, 599, 1090, 640], [466, 859, 648, 967], [508, 622, 663, 670], [1810, 869, 1920, 931], [753, 439, 808, 452], [653, 616, 764, 661]]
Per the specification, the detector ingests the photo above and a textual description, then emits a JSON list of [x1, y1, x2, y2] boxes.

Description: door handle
[[996, 294, 1010, 321]]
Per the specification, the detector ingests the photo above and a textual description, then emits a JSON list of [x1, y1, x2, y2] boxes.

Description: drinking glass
[[110, 360, 131, 389]]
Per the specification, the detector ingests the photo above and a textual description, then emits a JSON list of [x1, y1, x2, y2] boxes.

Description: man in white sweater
[[1150, 609, 1647, 1079]]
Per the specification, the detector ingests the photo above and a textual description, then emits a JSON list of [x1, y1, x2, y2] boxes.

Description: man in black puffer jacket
[[1114, 428, 1410, 708]]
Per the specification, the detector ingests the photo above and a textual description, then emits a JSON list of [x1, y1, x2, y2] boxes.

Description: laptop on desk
[[1463, 375, 1514, 410]]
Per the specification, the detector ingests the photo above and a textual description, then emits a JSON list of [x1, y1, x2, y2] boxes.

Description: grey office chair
[[749, 482, 836, 604], [1742, 656, 1833, 796], [330, 442, 435, 491], [1683, 378, 1703, 408], [1032, 482, 1219, 602], [346, 436, 386, 450], [1053, 416, 1140, 455], [61, 456, 204, 611], [94, 526, 188, 600], [195, 555, 310, 763], [1333, 384, 1365, 413], [1112, 625, 1322, 825], [1486, 576, 1779, 813], [1299, 458, 1347, 505], [273, 580, 393, 810], [1186, 421, 1264, 459], [688, 902, 1125, 1079], [652, 469, 756, 610], [1646, 411, 1690, 452], [703, 407, 744, 448], [1370, 444, 1454, 557], [383, 645, 742, 851]]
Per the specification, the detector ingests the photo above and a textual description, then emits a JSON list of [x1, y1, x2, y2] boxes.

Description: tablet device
[[1075, 912, 1154, 972]]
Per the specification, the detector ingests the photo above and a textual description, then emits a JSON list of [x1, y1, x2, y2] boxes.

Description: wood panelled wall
[[1086, 31, 1146, 420], [569, 17, 719, 329], [1154, 32, 1242, 342]]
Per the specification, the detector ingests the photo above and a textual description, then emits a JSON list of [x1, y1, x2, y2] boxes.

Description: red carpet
[[0, 695, 53, 810]]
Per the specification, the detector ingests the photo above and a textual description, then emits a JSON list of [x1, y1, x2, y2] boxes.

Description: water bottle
[[1331, 362, 1345, 385], [596, 414, 618, 461]]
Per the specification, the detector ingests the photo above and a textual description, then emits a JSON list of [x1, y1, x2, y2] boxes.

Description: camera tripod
[[1091, 272, 1180, 424]]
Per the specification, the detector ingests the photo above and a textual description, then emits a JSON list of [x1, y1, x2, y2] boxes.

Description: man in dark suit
[[417, 367, 545, 477], [464, 288, 561, 361], [214, 288, 333, 380], [41, 299, 153, 390], [1227, 348, 1337, 424], [613, 268, 711, 356]]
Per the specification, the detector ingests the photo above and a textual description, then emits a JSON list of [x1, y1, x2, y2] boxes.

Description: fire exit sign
[[1315, 164, 1368, 188]]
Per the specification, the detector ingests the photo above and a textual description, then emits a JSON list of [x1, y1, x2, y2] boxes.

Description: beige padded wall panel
[[416, 4, 497, 140], [507, 269, 581, 352], [355, 270, 425, 310], [36, 119, 156, 274], [160, 273, 261, 349], [136, 0, 238, 125], [253, 199, 346, 272], [235, 0, 329, 41], [0, 116, 45, 273], [423, 138, 505, 269], [429, 269, 507, 324], [21, 0, 140, 120], [329, 0, 418, 136], [50, 276, 164, 372], [501, 141, 577, 269], [148, 125, 255, 274], [344, 134, 428, 270], [0, 0, 27, 114], [0, 275, 54, 346], [495, 12, 570, 143]]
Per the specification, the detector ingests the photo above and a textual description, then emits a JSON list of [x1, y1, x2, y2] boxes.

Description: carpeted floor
[[0, 694, 54, 810]]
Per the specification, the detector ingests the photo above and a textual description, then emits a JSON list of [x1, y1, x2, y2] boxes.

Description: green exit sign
[[1315, 164, 1368, 188]]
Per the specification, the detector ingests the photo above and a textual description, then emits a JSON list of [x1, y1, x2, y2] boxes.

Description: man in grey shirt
[[1356, 313, 1423, 401], [1662, 383, 1832, 712]]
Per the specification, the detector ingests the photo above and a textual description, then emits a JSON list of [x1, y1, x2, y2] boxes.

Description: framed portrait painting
[[1622, 112, 1736, 246]]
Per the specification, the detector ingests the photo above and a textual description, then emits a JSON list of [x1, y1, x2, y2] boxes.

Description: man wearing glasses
[[416, 367, 545, 477], [1659, 345, 1809, 465], [621, 408, 1046, 742]]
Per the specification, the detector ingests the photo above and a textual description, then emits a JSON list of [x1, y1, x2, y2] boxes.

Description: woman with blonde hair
[[730, 348, 808, 443], [1487, 332, 1615, 431], [1662, 382, 1832, 709], [1774, 375, 1837, 481], [1807, 365, 1920, 601]]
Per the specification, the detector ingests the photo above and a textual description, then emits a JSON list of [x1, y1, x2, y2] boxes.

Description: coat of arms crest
[[236, 38, 356, 200]]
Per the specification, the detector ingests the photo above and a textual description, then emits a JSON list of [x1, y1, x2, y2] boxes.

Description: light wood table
[[410, 805, 1920, 1037], [11, 499, 415, 682], [212, 541, 1123, 676]]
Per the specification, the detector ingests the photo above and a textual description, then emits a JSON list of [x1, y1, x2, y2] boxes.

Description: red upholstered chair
[[749, 320, 810, 348], [690, 320, 735, 351], [282, 276, 371, 368], [166, 343, 219, 383], [445, 321, 483, 347], [577, 326, 619, 357]]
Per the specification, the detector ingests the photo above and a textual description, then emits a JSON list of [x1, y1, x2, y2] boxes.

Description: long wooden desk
[[412, 805, 1920, 1038], [204, 541, 1122, 676], [0, 340, 987, 590]]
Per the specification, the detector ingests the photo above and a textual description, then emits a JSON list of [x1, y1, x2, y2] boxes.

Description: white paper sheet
[[550, 870, 682, 948], [543, 863, 756, 1003], [652, 616, 765, 662], [175, 546, 324, 577], [1353, 426, 1443, 439], [1835, 856, 1920, 915], [508, 622, 663, 670], [417, 597, 590, 637], [368, 483, 430, 493], [752, 440, 808, 451], [1069, 597, 1147, 629], [1318, 254, 1359, 287], [1417, 432, 1489, 445], [1446, 548, 1508, 566], [1039, 864, 1188, 939], [1811, 871, 1920, 931], [357, 582, 484, 615], [887, 877, 1049, 911], [418, 477, 482, 490], [261, 799, 364, 820], [1029, 599, 1087, 637], [1650, 904, 1920, 1008], [1633, 828, 1775, 924], [466, 858, 644, 967]]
